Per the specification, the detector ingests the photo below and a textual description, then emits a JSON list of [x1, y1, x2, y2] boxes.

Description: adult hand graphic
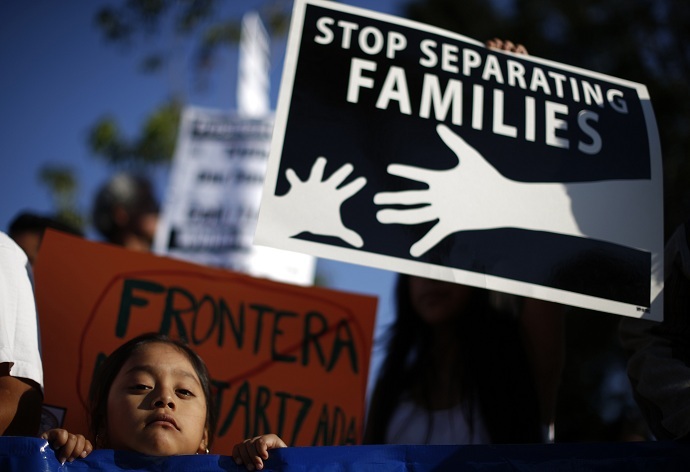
[[270, 156, 366, 248], [375, 123, 657, 257], [374, 124, 512, 257]]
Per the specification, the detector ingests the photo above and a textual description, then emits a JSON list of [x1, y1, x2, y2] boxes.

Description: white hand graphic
[[375, 123, 657, 257], [375, 124, 510, 257], [269, 156, 366, 247]]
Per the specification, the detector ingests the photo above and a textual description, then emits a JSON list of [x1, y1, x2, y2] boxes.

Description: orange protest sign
[[34, 230, 376, 452]]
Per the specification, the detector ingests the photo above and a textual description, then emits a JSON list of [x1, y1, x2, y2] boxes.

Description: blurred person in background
[[92, 173, 159, 251], [8, 212, 83, 266], [620, 218, 690, 440]]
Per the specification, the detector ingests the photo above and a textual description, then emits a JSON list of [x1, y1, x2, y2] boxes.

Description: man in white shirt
[[0, 231, 43, 435]]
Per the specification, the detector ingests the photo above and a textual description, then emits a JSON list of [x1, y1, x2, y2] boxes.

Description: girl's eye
[[131, 384, 151, 391], [177, 389, 194, 397]]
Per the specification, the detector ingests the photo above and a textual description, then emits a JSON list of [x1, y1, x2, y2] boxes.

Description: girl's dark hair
[[88, 332, 216, 449], [364, 274, 542, 444]]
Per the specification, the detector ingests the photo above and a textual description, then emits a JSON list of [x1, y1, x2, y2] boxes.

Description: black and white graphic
[[255, 0, 664, 319]]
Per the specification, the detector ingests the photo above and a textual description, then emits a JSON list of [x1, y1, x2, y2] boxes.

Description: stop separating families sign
[[254, 0, 664, 320]]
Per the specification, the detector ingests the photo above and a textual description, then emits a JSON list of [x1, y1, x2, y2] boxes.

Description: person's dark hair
[[92, 173, 158, 241], [364, 274, 542, 444], [88, 332, 216, 449], [8, 211, 83, 238]]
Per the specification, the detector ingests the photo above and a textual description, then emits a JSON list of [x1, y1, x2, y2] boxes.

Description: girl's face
[[408, 276, 473, 326], [105, 342, 209, 456]]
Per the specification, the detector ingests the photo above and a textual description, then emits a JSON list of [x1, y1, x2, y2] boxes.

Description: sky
[[0, 0, 409, 392]]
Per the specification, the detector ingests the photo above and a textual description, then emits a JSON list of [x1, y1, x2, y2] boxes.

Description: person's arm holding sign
[[518, 297, 564, 440]]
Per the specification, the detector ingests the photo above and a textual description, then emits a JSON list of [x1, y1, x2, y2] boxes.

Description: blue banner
[[2, 437, 689, 471]]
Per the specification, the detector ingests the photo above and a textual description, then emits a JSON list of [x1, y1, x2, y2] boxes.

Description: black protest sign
[[255, 0, 664, 319]]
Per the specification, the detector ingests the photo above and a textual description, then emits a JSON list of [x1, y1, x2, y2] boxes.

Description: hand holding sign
[[375, 124, 511, 257], [271, 157, 367, 247]]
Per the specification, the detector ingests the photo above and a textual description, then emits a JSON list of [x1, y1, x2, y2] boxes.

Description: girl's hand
[[232, 434, 287, 471], [41, 428, 93, 464]]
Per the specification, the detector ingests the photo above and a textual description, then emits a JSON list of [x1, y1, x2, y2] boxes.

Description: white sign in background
[[254, 0, 664, 319], [154, 107, 315, 285]]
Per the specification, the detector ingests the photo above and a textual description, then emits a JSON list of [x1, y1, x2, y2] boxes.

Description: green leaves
[[88, 99, 181, 169], [137, 99, 182, 165], [39, 166, 85, 231]]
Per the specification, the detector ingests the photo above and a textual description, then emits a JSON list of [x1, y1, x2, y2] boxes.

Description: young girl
[[41, 332, 285, 470], [42, 333, 215, 463]]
